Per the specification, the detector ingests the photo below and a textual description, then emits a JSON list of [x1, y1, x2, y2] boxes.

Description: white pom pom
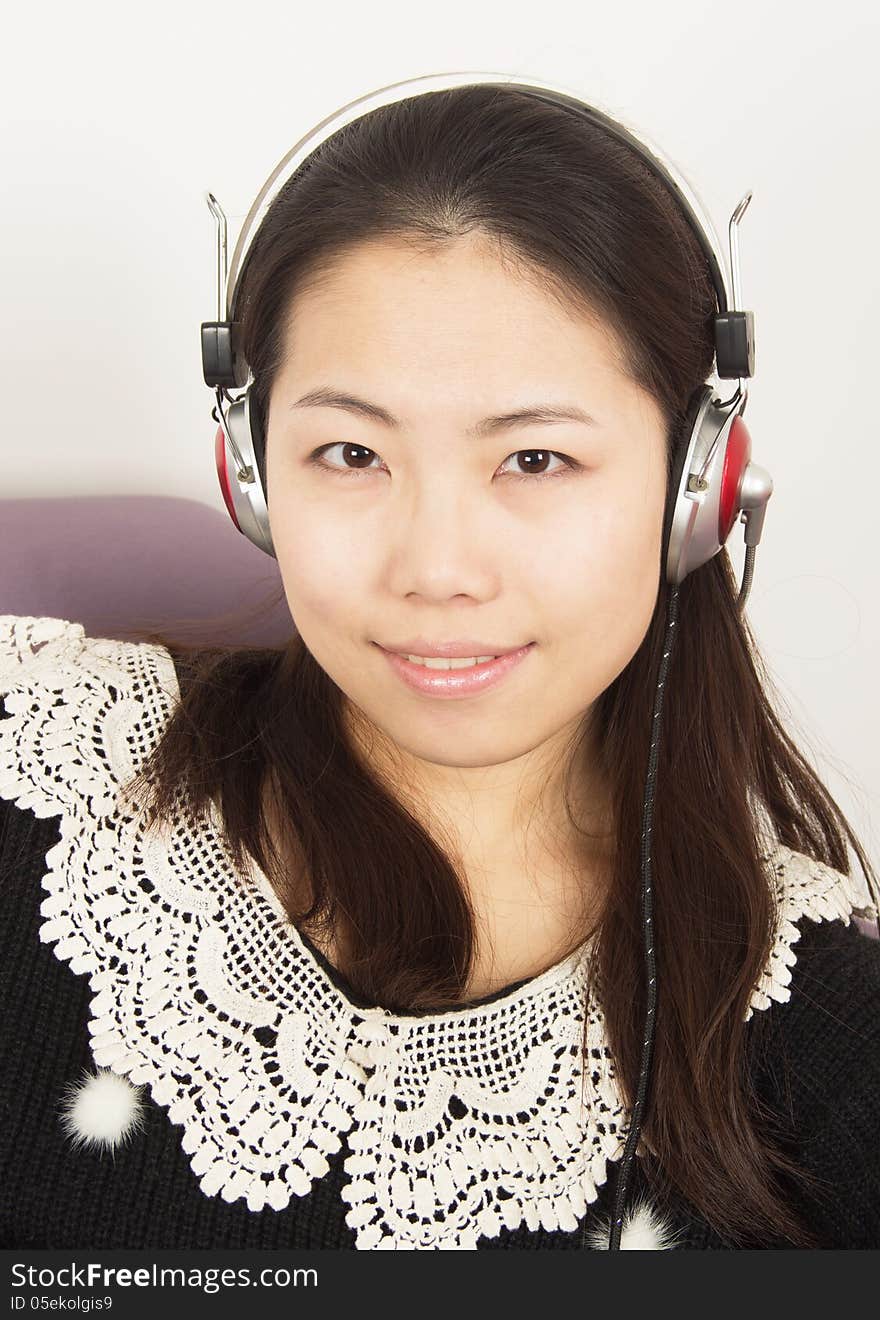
[[58, 1066, 146, 1152], [583, 1194, 685, 1250]]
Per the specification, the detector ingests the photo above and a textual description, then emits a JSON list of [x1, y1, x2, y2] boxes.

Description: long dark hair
[[117, 84, 878, 1246]]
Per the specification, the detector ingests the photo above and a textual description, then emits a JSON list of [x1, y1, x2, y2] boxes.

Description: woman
[[1, 80, 878, 1251]]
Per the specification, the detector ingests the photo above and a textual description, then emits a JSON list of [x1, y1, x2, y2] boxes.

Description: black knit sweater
[[1, 614, 879, 1250]]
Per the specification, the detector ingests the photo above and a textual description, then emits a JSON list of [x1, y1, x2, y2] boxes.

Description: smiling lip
[[374, 641, 535, 699], [379, 639, 528, 658]]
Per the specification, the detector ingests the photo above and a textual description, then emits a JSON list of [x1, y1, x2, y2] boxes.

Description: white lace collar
[[0, 614, 875, 1249]]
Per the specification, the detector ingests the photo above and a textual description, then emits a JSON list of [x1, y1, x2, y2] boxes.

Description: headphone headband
[[203, 70, 755, 394]]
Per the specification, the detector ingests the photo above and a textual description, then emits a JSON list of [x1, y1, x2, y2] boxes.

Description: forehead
[[280, 235, 634, 389]]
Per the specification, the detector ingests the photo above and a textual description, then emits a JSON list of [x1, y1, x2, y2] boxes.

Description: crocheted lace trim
[[0, 615, 875, 1249]]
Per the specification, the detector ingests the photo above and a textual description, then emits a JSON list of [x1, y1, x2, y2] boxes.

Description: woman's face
[[264, 233, 668, 794]]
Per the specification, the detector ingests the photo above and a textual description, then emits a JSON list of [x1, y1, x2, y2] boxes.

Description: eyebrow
[[288, 387, 598, 437]]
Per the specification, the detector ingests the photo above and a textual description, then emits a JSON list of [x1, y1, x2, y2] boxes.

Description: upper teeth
[[406, 654, 497, 669]]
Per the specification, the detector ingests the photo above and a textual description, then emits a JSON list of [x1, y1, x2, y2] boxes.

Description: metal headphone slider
[[211, 387, 256, 487]]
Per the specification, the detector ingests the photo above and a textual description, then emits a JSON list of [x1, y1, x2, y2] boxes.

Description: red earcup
[[214, 425, 242, 531], [718, 413, 751, 545]]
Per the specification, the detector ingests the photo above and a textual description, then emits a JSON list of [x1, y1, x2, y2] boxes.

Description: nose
[[384, 476, 500, 603]]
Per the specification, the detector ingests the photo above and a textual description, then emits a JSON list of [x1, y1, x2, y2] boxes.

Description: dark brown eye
[[514, 450, 553, 474], [499, 449, 573, 482], [338, 443, 375, 469], [310, 442, 380, 473]]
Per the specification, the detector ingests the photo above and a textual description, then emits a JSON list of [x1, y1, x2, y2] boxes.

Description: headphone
[[200, 70, 774, 1251]]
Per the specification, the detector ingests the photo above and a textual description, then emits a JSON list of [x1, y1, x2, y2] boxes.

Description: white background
[[2, 0, 878, 874]]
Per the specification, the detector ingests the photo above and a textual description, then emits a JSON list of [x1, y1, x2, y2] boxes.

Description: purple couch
[[0, 495, 295, 648]]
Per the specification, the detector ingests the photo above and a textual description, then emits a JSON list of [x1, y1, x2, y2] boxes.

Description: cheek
[[542, 481, 664, 663], [546, 480, 663, 594], [271, 505, 366, 626]]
